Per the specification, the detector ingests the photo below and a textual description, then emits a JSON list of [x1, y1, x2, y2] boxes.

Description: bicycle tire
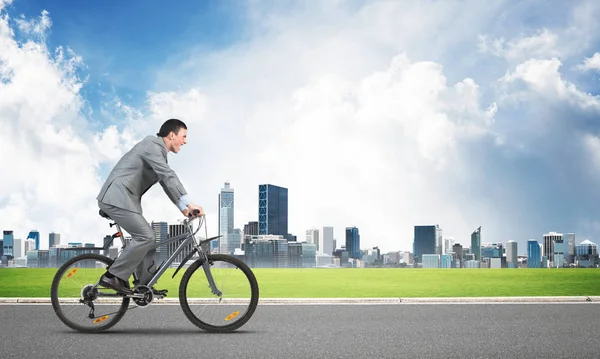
[[50, 253, 130, 333], [179, 254, 259, 332]]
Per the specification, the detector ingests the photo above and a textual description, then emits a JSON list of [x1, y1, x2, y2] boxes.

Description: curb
[[0, 296, 599, 305]]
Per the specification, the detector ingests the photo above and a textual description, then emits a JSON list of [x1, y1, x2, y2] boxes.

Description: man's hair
[[157, 119, 187, 137]]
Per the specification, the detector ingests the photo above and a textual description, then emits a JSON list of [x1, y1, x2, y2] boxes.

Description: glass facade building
[[219, 182, 235, 254], [345, 226, 361, 260], [3, 230, 14, 258], [27, 230, 40, 250], [471, 226, 481, 261], [413, 225, 437, 264], [422, 254, 439, 268], [440, 254, 452, 268], [49, 232, 61, 248], [258, 184, 289, 238], [527, 239, 541, 268]]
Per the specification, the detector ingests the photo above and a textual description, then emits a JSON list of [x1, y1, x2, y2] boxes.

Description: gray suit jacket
[[97, 135, 188, 214]]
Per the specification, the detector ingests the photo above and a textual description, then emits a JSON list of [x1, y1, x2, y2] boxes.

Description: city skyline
[[2, 1, 600, 255], [3, 196, 597, 258]]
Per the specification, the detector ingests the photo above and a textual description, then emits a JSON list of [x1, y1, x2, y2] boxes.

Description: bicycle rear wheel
[[179, 254, 259, 332], [50, 253, 130, 332]]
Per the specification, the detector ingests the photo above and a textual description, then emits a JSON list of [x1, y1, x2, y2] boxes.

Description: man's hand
[[182, 203, 205, 217]]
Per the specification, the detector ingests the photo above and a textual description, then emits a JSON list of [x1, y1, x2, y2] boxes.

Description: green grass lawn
[[1, 267, 599, 298]]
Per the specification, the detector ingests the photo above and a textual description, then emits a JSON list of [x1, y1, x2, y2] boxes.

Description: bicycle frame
[[106, 215, 222, 296]]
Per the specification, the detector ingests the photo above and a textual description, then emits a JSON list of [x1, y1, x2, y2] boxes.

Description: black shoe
[[99, 274, 133, 295]]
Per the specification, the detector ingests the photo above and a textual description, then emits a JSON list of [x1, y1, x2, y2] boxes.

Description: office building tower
[[543, 232, 562, 264], [168, 224, 195, 263], [3, 230, 14, 258], [527, 239, 541, 268], [13, 238, 23, 258], [27, 230, 40, 250], [436, 227, 443, 255], [306, 228, 319, 252], [228, 229, 242, 254], [258, 184, 289, 238], [25, 239, 36, 254], [481, 243, 503, 259], [452, 243, 463, 258], [219, 182, 235, 254], [413, 225, 437, 264], [345, 227, 361, 260], [244, 221, 259, 237], [320, 226, 334, 255], [575, 240, 598, 267], [506, 240, 518, 267], [566, 233, 576, 265], [444, 237, 455, 255], [553, 236, 567, 268], [471, 227, 481, 261], [49, 232, 61, 248]]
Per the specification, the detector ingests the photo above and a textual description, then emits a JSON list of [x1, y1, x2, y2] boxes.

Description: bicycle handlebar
[[183, 209, 206, 237]]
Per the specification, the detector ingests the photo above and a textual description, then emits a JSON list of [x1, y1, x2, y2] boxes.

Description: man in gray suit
[[96, 118, 204, 294]]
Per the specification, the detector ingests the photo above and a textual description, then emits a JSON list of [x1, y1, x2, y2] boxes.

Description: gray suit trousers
[[98, 201, 157, 286]]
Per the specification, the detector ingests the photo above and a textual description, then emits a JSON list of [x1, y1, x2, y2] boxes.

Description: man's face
[[169, 128, 187, 153]]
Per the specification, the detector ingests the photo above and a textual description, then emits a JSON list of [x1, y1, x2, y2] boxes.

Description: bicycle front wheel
[[179, 254, 259, 332], [50, 253, 130, 333]]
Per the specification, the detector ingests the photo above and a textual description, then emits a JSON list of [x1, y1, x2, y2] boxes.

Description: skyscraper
[[27, 230, 40, 250], [345, 226, 360, 259], [219, 182, 235, 254], [471, 227, 481, 261], [244, 221, 259, 237], [49, 232, 60, 248], [13, 238, 23, 258], [413, 225, 437, 264], [3, 231, 14, 258], [553, 236, 567, 268], [320, 226, 334, 255], [527, 239, 541, 268], [436, 226, 443, 255], [566, 233, 575, 265], [258, 184, 289, 238], [506, 240, 518, 268], [543, 232, 562, 265], [306, 228, 319, 252]]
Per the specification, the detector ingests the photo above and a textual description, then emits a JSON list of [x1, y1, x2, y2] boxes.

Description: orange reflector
[[93, 316, 109, 324], [225, 311, 240, 321], [66, 268, 78, 278], [114, 232, 122, 237]]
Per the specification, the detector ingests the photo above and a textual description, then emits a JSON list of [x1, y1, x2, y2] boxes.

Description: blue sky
[[5, 0, 248, 120], [2, 0, 600, 255]]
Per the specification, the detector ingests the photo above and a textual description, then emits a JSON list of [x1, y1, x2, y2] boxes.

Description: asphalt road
[[1, 303, 599, 358]]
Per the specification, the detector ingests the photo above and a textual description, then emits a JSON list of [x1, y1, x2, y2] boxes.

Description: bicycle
[[50, 209, 259, 333]]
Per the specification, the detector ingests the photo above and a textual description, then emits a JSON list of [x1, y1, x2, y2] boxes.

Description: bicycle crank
[[130, 285, 154, 307]]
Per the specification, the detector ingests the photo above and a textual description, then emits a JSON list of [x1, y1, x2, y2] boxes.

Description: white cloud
[[479, 29, 562, 62], [578, 52, 600, 71], [0, 8, 102, 246], [15, 9, 51, 38], [0, 0, 12, 13], [3, 0, 600, 256], [500, 58, 600, 110]]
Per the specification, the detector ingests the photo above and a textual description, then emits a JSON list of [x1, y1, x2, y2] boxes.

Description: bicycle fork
[[201, 257, 222, 298]]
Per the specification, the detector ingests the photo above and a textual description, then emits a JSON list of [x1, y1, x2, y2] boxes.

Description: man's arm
[[136, 145, 188, 207]]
